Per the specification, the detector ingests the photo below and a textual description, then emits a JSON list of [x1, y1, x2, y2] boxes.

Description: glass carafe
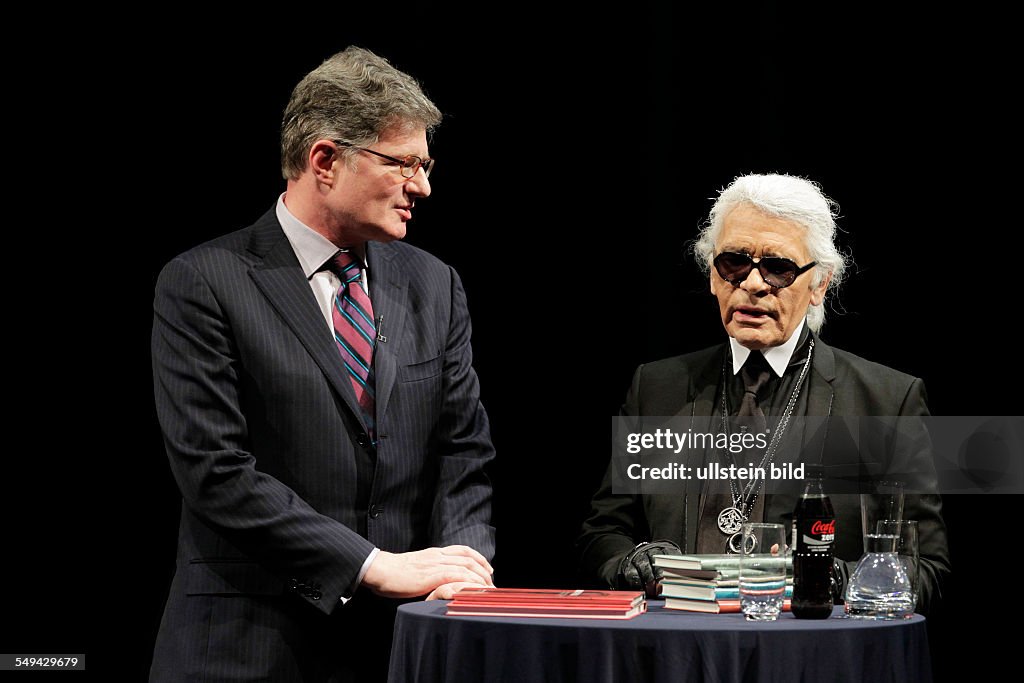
[[844, 533, 915, 619]]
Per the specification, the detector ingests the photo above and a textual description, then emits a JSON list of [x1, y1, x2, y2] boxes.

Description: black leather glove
[[616, 540, 683, 598]]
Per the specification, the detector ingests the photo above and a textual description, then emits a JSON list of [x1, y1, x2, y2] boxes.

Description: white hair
[[693, 173, 849, 333]]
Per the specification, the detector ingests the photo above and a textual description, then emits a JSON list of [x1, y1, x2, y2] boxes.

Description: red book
[[446, 588, 647, 619]]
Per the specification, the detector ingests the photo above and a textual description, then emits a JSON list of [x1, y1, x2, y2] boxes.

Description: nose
[[740, 265, 772, 294], [405, 168, 431, 198]]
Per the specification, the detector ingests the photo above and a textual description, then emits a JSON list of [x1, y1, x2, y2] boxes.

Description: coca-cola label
[[810, 520, 834, 536], [798, 517, 835, 553]]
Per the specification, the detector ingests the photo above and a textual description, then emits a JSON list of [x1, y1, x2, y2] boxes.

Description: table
[[388, 600, 931, 683]]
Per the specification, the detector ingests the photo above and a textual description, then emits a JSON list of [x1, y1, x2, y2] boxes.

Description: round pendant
[[717, 507, 745, 535], [727, 532, 758, 554]]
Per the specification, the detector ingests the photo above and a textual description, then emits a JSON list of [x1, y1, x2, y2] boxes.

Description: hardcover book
[[660, 580, 793, 601], [653, 554, 743, 570], [446, 588, 647, 620]]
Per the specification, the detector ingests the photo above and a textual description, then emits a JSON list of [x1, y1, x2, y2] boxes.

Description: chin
[[730, 328, 771, 350], [374, 225, 407, 243], [390, 222, 408, 241]]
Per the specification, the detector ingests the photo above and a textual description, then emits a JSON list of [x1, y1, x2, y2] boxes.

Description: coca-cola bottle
[[791, 463, 835, 619]]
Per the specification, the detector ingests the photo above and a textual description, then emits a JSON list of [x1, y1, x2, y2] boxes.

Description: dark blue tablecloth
[[388, 600, 930, 683]]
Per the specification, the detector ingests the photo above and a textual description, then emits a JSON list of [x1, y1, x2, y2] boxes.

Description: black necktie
[[696, 351, 776, 553], [738, 351, 772, 433]]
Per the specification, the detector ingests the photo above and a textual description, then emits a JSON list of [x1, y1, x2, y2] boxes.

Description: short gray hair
[[280, 46, 442, 180], [693, 173, 849, 333]]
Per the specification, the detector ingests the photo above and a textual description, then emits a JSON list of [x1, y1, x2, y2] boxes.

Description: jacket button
[[356, 433, 369, 448], [369, 505, 382, 519]]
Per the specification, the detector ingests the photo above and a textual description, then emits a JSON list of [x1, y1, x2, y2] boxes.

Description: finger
[[427, 581, 489, 601], [426, 585, 453, 601], [439, 546, 494, 579], [437, 554, 494, 586], [456, 561, 494, 586], [433, 568, 493, 591], [441, 545, 494, 575], [636, 558, 657, 585]]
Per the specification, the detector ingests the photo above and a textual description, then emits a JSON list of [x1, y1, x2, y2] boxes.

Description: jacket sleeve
[[427, 267, 496, 561], [893, 377, 951, 616], [575, 365, 651, 588]]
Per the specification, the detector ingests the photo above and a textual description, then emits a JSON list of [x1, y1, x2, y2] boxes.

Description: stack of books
[[445, 587, 647, 619], [653, 554, 793, 613]]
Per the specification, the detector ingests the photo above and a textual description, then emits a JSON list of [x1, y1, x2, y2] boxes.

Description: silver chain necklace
[[716, 338, 814, 553]]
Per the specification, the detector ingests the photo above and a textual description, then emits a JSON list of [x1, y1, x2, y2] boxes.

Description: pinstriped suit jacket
[[149, 207, 495, 681]]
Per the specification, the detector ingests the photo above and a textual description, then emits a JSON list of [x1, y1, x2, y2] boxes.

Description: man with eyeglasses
[[150, 46, 495, 682], [576, 173, 949, 614]]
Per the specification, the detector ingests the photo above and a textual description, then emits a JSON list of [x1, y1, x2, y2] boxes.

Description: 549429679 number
[[1, 654, 85, 670]]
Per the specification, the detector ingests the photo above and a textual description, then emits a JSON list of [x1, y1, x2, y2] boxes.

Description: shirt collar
[[275, 193, 365, 278], [729, 317, 808, 377]]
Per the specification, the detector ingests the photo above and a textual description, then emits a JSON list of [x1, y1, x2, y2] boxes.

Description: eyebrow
[[383, 148, 430, 159], [720, 246, 798, 261]]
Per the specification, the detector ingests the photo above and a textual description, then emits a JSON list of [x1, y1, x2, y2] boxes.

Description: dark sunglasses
[[713, 252, 817, 289]]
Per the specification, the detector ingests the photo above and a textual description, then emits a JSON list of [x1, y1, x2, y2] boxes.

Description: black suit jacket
[[150, 208, 495, 681], [577, 333, 950, 614]]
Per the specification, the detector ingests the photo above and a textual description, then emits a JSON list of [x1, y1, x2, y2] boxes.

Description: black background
[[4, 5, 1017, 680]]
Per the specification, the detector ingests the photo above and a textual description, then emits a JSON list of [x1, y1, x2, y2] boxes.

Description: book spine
[[715, 586, 793, 600]]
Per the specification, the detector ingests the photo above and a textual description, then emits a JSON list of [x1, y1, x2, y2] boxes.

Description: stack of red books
[[446, 587, 647, 619]]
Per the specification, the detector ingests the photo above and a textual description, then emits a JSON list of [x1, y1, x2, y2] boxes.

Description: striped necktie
[[329, 251, 376, 436]]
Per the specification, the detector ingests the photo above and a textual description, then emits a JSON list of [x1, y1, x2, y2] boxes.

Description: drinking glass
[[860, 480, 904, 552], [739, 523, 788, 622]]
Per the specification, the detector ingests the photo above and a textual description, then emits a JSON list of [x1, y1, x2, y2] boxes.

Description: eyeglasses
[[713, 251, 818, 289], [334, 141, 434, 179]]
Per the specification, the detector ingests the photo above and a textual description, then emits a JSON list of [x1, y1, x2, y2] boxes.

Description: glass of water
[[860, 480, 904, 553], [739, 523, 788, 621]]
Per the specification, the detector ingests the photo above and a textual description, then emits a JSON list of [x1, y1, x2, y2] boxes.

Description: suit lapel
[[796, 334, 838, 462], [366, 242, 408, 425], [805, 333, 837, 415], [245, 212, 367, 432], [690, 350, 722, 418], [684, 345, 727, 553], [767, 333, 839, 519]]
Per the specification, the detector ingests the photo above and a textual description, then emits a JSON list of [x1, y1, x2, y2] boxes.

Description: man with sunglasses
[[150, 47, 495, 682], [577, 173, 949, 614]]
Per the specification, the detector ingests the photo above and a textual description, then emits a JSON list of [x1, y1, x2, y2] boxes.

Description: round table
[[387, 600, 931, 683]]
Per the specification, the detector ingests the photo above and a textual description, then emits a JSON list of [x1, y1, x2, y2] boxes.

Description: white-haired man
[[577, 173, 949, 614]]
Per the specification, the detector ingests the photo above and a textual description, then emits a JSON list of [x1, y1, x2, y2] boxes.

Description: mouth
[[732, 305, 775, 324], [395, 205, 413, 221]]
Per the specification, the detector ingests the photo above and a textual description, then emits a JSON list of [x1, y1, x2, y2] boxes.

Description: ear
[[308, 140, 340, 184], [809, 270, 832, 306], [710, 271, 719, 296]]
